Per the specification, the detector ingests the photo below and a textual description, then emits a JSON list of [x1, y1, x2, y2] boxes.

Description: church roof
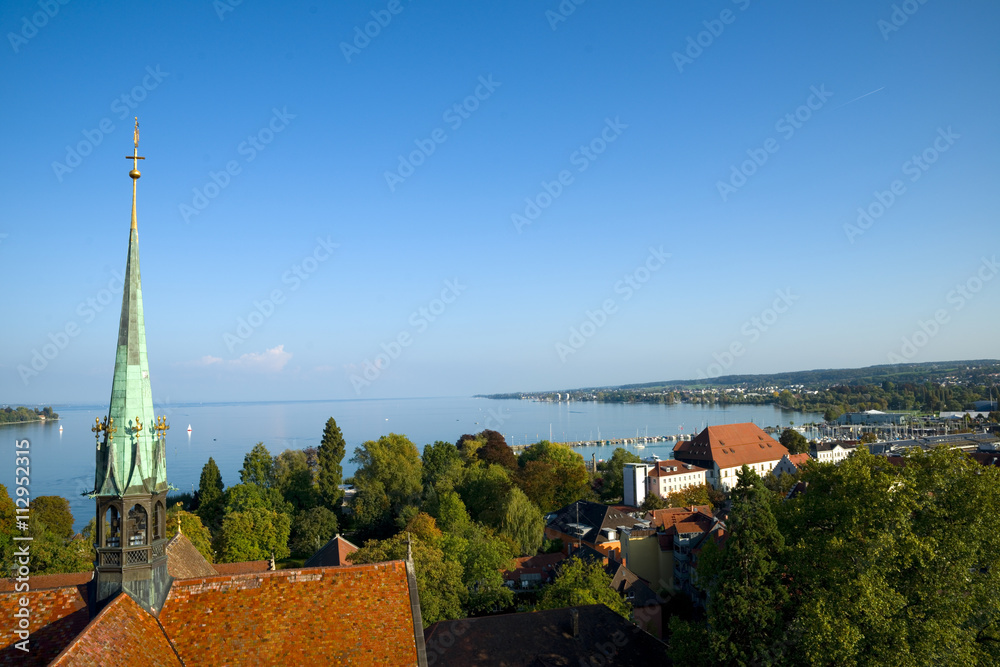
[[673, 423, 788, 469], [0, 580, 90, 665], [165, 533, 217, 579], [50, 593, 182, 667], [158, 562, 424, 665], [304, 533, 359, 568], [1, 560, 427, 666]]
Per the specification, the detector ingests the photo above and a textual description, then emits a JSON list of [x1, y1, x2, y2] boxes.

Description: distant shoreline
[[0, 417, 60, 426]]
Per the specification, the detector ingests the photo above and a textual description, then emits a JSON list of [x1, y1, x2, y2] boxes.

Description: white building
[[771, 453, 812, 477], [673, 423, 789, 491], [646, 460, 708, 498], [809, 441, 857, 464], [623, 463, 652, 507]]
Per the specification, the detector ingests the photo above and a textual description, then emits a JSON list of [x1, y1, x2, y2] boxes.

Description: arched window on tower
[[127, 504, 148, 546], [104, 506, 121, 548], [153, 501, 164, 541]]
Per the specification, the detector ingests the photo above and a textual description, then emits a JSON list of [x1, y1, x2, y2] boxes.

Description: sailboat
[[187, 424, 192, 433]]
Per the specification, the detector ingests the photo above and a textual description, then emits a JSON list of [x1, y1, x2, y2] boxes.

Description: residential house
[[545, 500, 643, 558], [502, 552, 566, 589], [303, 534, 359, 568], [648, 506, 726, 606], [673, 423, 789, 490], [810, 440, 857, 464], [772, 452, 811, 477]]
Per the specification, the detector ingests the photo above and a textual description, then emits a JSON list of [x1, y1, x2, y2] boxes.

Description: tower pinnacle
[[126, 117, 145, 230]]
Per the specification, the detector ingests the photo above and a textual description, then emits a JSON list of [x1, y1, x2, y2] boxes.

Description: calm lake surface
[[2, 397, 822, 531]]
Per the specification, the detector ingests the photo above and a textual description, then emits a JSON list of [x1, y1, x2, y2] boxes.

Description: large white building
[[809, 441, 857, 464], [672, 423, 789, 490], [646, 460, 708, 498]]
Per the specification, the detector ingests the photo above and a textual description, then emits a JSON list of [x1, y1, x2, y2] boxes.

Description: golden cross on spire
[[126, 117, 145, 175]]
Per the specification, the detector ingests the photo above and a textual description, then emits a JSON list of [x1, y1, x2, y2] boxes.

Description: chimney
[[569, 608, 580, 638]]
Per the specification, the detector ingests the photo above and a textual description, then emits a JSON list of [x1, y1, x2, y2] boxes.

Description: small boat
[[187, 424, 192, 433], [59, 425, 63, 432]]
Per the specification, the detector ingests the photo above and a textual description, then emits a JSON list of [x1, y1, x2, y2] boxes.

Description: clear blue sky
[[2, 0, 998, 404]]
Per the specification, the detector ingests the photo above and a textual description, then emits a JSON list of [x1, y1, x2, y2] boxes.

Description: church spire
[[93, 119, 170, 614]]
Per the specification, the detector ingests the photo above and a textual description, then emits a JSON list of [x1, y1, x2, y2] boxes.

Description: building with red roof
[[673, 423, 789, 490]]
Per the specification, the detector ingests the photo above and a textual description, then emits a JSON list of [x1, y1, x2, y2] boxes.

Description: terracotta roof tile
[[303, 534, 359, 568], [0, 584, 89, 666], [165, 533, 217, 579], [50, 593, 182, 667], [211, 560, 270, 575], [674, 423, 789, 469], [159, 562, 420, 666]]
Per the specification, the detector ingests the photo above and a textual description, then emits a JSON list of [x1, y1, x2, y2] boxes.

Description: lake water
[[2, 397, 822, 531]]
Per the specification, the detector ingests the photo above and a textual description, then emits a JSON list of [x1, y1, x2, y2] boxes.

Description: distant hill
[[482, 360, 1000, 397]]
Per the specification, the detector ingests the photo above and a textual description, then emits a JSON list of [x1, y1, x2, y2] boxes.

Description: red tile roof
[[303, 534, 359, 568], [158, 562, 421, 666], [649, 506, 716, 536], [211, 560, 270, 575], [787, 453, 811, 468], [165, 534, 217, 579], [674, 423, 788, 469], [0, 583, 89, 666], [647, 459, 707, 478], [0, 571, 91, 593], [50, 593, 182, 667], [502, 552, 566, 583]]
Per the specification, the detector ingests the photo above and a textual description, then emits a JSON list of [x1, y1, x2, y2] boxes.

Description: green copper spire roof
[[94, 119, 167, 497]]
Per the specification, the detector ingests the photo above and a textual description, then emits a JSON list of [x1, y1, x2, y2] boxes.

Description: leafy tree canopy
[[537, 556, 631, 619]]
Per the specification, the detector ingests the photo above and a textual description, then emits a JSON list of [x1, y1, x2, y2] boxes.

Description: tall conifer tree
[[318, 417, 346, 511]]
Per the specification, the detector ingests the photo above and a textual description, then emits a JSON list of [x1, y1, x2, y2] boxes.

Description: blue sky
[[2, 0, 998, 404]]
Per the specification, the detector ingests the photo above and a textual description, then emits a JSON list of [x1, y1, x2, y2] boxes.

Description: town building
[[545, 500, 644, 558], [672, 423, 789, 490], [772, 452, 812, 477], [810, 440, 857, 464], [836, 410, 908, 425]]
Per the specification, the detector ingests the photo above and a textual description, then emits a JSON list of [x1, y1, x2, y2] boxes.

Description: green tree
[[640, 492, 668, 512], [537, 556, 631, 619], [291, 506, 339, 556], [497, 486, 544, 556], [217, 507, 291, 563], [196, 457, 225, 529], [462, 529, 515, 615], [458, 464, 513, 524], [823, 406, 842, 422], [517, 441, 590, 511], [273, 449, 316, 511], [240, 442, 275, 488], [317, 417, 346, 511], [600, 448, 641, 503], [350, 433, 423, 536], [166, 503, 215, 563], [422, 440, 466, 494], [0, 484, 15, 568], [700, 466, 789, 665], [779, 428, 809, 455], [31, 496, 74, 539]]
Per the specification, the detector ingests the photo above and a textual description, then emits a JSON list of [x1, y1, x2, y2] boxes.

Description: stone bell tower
[[90, 118, 171, 613]]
